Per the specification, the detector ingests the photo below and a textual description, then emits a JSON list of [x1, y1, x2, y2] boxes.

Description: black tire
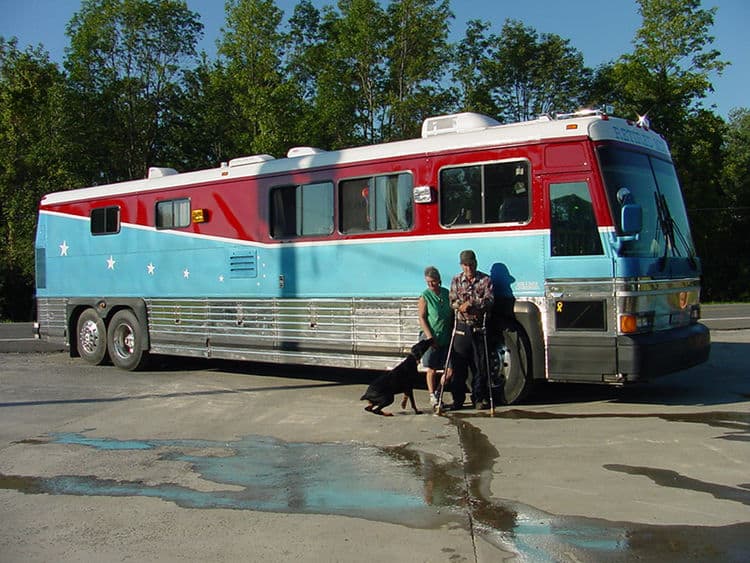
[[107, 309, 149, 371], [76, 308, 109, 365], [489, 323, 533, 405]]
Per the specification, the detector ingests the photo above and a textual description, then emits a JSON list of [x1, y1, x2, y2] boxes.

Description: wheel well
[[492, 298, 545, 381]]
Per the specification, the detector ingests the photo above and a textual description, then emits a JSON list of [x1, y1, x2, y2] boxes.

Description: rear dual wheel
[[107, 309, 149, 371], [76, 309, 109, 365]]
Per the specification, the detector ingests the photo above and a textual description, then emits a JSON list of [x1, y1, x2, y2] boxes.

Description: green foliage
[[454, 19, 592, 123], [383, 0, 454, 139], [452, 19, 496, 116], [596, 0, 727, 137], [705, 108, 750, 301], [64, 0, 203, 181], [0, 39, 77, 319], [218, 0, 295, 156]]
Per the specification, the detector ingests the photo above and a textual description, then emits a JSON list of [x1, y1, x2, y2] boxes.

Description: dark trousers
[[449, 324, 488, 406]]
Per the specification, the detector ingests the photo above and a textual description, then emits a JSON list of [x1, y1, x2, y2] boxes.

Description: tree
[[325, 0, 389, 144], [452, 19, 497, 116], [383, 0, 454, 140], [65, 0, 203, 183], [596, 0, 727, 139], [482, 20, 592, 123], [0, 39, 75, 319], [218, 0, 301, 157], [710, 107, 750, 301], [166, 55, 241, 170]]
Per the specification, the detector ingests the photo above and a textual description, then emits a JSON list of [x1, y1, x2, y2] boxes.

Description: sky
[[0, 0, 746, 120]]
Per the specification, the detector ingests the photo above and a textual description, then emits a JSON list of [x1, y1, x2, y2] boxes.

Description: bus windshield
[[597, 146, 695, 260]]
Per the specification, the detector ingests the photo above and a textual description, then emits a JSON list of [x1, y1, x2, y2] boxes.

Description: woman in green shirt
[[418, 266, 453, 407]]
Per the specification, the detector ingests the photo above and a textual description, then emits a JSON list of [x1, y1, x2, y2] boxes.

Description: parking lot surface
[[1, 330, 749, 562]]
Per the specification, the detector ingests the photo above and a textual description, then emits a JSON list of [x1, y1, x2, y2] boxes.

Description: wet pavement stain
[[1, 425, 749, 561], [493, 409, 750, 441], [604, 464, 750, 506], [448, 415, 750, 561]]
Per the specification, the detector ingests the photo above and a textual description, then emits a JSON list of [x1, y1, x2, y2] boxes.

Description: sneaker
[[429, 394, 439, 407]]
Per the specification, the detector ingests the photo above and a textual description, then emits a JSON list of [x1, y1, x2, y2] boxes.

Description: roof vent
[[148, 167, 178, 179], [422, 112, 500, 138], [286, 146, 327, 158], [228, 154, 275, 167]]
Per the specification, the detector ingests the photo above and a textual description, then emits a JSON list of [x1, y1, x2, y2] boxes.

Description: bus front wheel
[[107, 309, 149, 371], [76, 308, 109, 365], [492, 323, 533, 405]]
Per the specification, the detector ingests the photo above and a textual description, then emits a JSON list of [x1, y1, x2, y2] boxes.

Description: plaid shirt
[[449, 270, 494, 327]]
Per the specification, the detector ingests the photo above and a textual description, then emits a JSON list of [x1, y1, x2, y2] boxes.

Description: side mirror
[[621, 203, 642, 235]]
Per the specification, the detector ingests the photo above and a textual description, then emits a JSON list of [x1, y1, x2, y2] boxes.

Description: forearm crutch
[[482, 313, 495, 416], [436, 317, 457, 414]]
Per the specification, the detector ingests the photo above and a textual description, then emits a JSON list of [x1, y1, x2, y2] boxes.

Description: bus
[[34, 110, 710, 404]]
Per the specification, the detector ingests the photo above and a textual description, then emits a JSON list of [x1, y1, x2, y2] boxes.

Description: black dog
[[360, 338, 433, 416]]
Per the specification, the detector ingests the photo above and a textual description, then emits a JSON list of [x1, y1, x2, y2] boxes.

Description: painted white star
[[147, 262, 155, 275], [183, 268, 190, 279], [106, 256, 116, 270], [59, 241, 69, 256], [218, 275, 225, 283]]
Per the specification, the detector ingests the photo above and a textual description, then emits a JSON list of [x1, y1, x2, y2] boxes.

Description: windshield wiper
[[654, 192, 697, 270]]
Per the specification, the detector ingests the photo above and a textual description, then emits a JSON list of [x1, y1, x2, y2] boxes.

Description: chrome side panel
[[36, 297, 68, 346], [146, 298, 421, 370]]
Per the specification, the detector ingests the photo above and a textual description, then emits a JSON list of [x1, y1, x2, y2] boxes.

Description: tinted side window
[[340, 173, 413, 234], [90, 206, 120, 235], [156, 199, 190, 229], [440, 161, 529, 226], [270, 182, 334, 238]]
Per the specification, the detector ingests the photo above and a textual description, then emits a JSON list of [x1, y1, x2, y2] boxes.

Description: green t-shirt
[[421, 287, 452, 347]]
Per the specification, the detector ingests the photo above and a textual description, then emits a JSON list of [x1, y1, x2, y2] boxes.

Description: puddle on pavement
[[3, 421, 750, 562]]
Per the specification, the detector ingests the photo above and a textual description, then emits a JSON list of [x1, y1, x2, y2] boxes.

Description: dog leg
[[405, 390, 422, 415], [400, 394, 408, 409]]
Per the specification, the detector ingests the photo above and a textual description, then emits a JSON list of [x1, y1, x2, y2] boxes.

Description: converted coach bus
[[34, 110, 710, 404]]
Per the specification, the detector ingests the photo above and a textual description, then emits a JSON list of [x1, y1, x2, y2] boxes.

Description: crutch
[[436, 317, 457, 415], [482, 313, 495, 416]]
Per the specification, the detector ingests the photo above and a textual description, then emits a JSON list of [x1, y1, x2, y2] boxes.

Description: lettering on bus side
[[611, 126, 660, 151]]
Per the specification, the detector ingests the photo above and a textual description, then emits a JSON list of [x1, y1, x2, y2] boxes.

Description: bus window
[[340, 173, 413, 234], [270, 182, 334, 238], [440, 161, 529, 226], [90, 206, 120, 235], [549, 181, 603, 256], [156, 199, 190, 229]]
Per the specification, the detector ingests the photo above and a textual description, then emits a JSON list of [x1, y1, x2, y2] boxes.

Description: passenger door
[[543, 176, 617, 381]]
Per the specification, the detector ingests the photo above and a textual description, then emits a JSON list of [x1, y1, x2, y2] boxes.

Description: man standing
[[445, 250, 494, 410]]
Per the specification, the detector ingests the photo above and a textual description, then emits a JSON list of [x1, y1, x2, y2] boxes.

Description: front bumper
[[616, 322, 711, 381]]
